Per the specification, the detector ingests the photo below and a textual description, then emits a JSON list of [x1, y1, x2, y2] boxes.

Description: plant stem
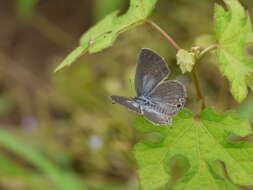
[[145, 19, 181, 51], [198, 44, 217, 59], [192, 66, 206, 110]]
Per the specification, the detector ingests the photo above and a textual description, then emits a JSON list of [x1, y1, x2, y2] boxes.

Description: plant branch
[[192, 66, 206, 110], [145, 19, 181, 51]]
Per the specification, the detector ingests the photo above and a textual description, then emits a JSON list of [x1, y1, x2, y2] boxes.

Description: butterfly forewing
[[110, 96, 141, 114], [135, 49, 170, 96]]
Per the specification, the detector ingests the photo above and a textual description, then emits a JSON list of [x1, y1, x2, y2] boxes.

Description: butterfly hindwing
[[149, 80, 187, 114], [143, 108, 172, 125]]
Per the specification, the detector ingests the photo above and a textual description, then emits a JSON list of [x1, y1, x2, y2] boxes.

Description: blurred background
[[0, 0, 253, 189]]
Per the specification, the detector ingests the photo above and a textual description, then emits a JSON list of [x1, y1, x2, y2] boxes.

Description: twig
[[145, 19, 181, 51], [192, 66, 206, 110]]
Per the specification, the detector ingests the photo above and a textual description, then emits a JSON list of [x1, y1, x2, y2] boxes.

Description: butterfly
[[111, 48, 187, 125]]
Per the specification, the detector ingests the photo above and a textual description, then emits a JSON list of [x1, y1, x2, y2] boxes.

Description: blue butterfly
[[111, 49, 187, 125]]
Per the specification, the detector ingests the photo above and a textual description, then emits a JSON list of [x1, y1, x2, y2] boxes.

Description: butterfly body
[[111, 49, 187, 125], [134, 96, 173, 115]]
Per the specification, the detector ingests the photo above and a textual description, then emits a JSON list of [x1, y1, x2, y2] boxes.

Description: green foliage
[[215, 0, 253, 102], [16, 0, 39, 20], [55, 0, 158, 72], [0, 130, 87, 190], [134, 108, 253, 190]]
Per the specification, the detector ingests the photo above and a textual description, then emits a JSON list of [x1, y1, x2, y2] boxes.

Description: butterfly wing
[[135, 49, 170, 96], [143, 108, 172, 125], [149, 80, 187, 115], [111, 96, 141, 113]]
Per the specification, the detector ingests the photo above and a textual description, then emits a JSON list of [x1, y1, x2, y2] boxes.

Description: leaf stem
[[192, 66, 206, 110], [198, 44, 218, 59], [145, 19, 181, 51]]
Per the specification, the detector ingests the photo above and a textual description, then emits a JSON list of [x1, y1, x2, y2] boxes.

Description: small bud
[[176, 49, 196, 73]]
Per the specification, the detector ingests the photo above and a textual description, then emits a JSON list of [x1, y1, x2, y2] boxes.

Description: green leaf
[[215, 0, 253, 102], [0, 130, 88, 190], [134, 108, 253, 190], [55, 0, 158, 72]]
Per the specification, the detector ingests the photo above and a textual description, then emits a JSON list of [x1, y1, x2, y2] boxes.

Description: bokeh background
[[0, 0, 253, 190]]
